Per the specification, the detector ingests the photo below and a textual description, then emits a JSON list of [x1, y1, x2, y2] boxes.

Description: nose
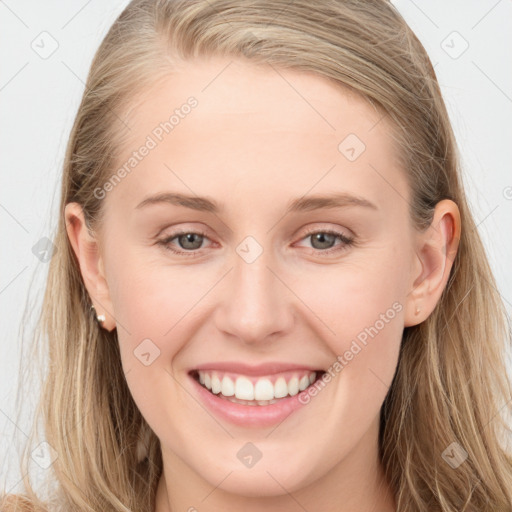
[[214, 246, 294, 346]]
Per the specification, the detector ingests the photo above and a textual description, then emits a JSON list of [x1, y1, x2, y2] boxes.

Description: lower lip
[[189, 373, 315, 428]]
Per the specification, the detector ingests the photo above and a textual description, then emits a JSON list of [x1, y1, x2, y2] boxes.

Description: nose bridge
[[216, 239, 293, 344]]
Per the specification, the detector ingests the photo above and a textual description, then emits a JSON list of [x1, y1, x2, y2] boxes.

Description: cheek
[[107, 253, 228, 420], [287, 262, 404, 461], [108, 250, 210, 344], [108, 256, 209, 440], [298, 256, 405, 346], [291, 253, 405, 402]]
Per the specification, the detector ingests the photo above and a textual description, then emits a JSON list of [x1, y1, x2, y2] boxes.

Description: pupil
[[312, 232, 335, 250], [180, 233, 203, 250], [176, 232, 336, 251]]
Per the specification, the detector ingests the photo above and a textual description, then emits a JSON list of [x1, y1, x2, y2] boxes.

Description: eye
[[296, 228, 355, 256], [157, 227, 355, 258], [157, 230, 212, 258]]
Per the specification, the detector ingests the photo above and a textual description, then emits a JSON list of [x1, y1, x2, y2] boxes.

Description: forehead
[[125, 57, 385, 140], [105, 57, 407, 217]]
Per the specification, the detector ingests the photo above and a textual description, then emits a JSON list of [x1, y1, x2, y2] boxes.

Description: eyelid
[[293, 226, 355, 255], [157, 223, 356, 257], [155, 222, 212, 238], [298, 223, 354, 240]]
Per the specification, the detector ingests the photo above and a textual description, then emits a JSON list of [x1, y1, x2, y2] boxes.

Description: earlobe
[[404, 199, 461, 327], [64, 202, 116, 332]]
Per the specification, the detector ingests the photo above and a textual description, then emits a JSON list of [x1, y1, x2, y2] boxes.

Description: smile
[[190, 369, 325, 406], [191, 370, 324, 406]]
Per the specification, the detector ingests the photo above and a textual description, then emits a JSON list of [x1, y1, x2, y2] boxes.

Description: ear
[[64, 202, 116, 332], [404, 199, 461, 327]]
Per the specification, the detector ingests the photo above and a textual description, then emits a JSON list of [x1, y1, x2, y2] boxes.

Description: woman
[[2, 0, 511, 510]]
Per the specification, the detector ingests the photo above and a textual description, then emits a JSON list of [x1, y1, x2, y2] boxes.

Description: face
[[73, 57, 426, 498]]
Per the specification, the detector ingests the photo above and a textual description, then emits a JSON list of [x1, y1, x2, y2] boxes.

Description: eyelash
[[157, 227, 355, 259]]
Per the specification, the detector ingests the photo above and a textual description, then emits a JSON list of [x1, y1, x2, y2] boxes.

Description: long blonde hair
[[2, 0, 512, 510]]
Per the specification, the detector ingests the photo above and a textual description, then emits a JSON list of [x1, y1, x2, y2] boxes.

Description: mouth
[[189, 368, 326, 406]]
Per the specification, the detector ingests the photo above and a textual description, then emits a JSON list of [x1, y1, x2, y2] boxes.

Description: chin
[[202, 462, 316, 498]]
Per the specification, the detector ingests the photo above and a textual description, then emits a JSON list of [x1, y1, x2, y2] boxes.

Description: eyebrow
[[135, 191, 378, 213], [136, 192, 219, 213]]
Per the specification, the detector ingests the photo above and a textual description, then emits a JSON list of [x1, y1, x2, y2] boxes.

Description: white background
[[1, 0, 511, 493]]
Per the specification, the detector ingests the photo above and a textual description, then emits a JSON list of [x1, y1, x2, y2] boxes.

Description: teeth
[[197, 370, 319, 404], [219, 395, 279, 406], [221, 375, 235, 396], [235, 376, 254, 400], [274, 377, 288, 398], [254, 378, 274, 401], [288, 377, 299, 396], [299, 375, 310, 391], [211, 373, 222, 394]]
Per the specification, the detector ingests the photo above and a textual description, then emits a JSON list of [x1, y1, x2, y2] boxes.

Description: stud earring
[[415, 306, 421, 315], [91, 304, 106, 325]]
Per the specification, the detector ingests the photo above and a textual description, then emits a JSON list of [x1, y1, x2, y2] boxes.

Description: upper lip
[[191, 361, 323, 376]]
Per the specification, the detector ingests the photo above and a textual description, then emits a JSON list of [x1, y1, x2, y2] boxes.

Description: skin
[[65, 57, 460, 511]]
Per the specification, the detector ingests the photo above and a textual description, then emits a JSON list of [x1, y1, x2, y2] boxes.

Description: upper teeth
[[198, 371, 316, 401]]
